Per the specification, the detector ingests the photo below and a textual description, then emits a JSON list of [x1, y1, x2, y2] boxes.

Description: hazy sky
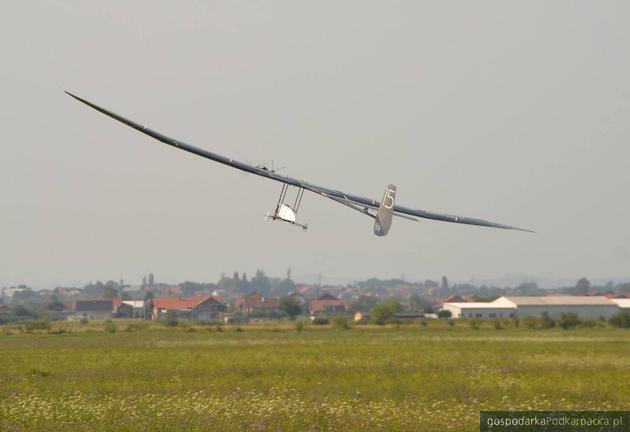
[[2, 1, 629, 289]]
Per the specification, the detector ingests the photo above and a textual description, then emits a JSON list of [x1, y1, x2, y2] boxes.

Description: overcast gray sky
[[1, 1, 629, 289]]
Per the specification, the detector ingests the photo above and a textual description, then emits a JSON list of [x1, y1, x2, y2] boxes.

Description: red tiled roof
[[309, 294, 346, 314], [235, 292, 279, 311], [153, 295, 214, 311]]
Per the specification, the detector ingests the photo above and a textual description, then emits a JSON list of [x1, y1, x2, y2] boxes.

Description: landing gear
[[265, 183, 308, 231]]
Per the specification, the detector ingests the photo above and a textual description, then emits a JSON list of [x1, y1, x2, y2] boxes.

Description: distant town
[[2, 270, 630, 327], [1, 271, 630, 327]]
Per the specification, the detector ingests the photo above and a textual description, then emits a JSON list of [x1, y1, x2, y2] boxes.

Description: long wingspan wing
[[65, 92, 534, 233]]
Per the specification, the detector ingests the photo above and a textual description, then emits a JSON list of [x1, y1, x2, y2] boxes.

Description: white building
[[611, 298, 630, 309], [441, 302, 515, 319], [443, 296, 629, 320]]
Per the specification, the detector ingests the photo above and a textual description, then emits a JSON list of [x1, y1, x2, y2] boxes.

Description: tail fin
[[374, 184, 396, 236]]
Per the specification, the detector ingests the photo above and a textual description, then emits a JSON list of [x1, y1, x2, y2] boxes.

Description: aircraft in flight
[[66, 92, 534, 237]]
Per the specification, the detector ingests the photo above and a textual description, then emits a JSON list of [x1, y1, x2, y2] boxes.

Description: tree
[[348, 296, 379, 313], [616, 282, 630, 294], [280, 297, 301, 319], [144, 290, 154, 300], [540, 311, 555, 329], [437, 309, 452, 319], [13, 305, 37, 318], [408, 295, 432, 313], [558, 312, 580, 329], [251, 270, 271, 295], [575, 278, 590, 295], [333, 316, 350, 330], [370, 299, 403, 325], [515, 281, 542, 296], [271, 278, 295, 296], [12, 287, 40, 303], [103, 285, 118, 299], [609, 310, 630, 328], [46, 301, 65, 311], [441, 276, 449, 291]]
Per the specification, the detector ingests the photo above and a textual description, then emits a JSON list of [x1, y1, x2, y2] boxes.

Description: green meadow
[[1, 321, 629, 431]]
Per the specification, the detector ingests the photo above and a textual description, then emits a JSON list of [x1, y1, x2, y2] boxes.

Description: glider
[[65, 92, 534, 236]]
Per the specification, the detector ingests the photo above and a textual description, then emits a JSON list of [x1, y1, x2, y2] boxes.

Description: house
[[118, 300, 147, 319], [60, 301, 76, 313], [443, 296, 625, 320], [309, 293, 346, 316], [151, 295, 226, 321], [612, 298, 630, 309], [287, 291, 307, 306], [75, 299, 115, 320], [441, 302, 514, 319], [441, 295, 467, 304], [235, 292, 279, 315]]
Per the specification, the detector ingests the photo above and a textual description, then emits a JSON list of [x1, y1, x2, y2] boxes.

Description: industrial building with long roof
[[442, 296, 630, 320]]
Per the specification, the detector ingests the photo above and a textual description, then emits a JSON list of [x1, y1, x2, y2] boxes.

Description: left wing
[[65, 91, 534, 233]]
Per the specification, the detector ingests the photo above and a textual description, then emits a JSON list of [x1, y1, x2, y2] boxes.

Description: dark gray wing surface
[[65, 92, 534, 233]]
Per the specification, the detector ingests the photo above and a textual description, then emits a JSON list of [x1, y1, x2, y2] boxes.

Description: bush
[[24, 320, 51, 332], [333, 316, 350, 330], [80, 318, 89, 325], [469, 319, 481, 330], [493, 320, 503, 330], [235, 326, 243, 332], [13, 306, 37, 319], [312, 317, 329, 326], [164, 311, 179, 327], [609, 310, 630, 328], [558, 312, 581, 329], [523, 316, 537, 329], [437, 309, 452, 319], [125, 323, 144, 332], [447, 319, 455, 327], [295, 321, 304, 332], [512, 318, 520, 328], [29, 368, 51, 378], [540, 312, 555, 329], [419, 319, 428, 327], [370, 299, 403, 325], [580, 319, 598, 328], [103, 320, 116, 333]]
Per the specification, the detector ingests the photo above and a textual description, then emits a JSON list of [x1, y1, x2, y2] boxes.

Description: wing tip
[[64, 90, 84, 103], [512, 226, 536, 234]]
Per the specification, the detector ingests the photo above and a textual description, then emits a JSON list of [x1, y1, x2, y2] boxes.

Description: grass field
[[1, 320, 629, 431]]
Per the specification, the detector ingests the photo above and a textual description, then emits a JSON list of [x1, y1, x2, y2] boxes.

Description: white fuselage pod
[[277, 204, 297, 223]]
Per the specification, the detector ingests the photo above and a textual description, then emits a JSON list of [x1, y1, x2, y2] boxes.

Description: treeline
[[214, 270, 295, 297]]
